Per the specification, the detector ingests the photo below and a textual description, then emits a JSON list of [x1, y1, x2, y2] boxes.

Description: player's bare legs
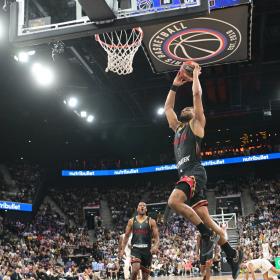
[[141, 269, 150, 280], [131, 262, 140, 280], [168, 189, 218, 256], [168, 189, 204, 225], [195, 206, 243, 279], [195, 206, 228, 245]]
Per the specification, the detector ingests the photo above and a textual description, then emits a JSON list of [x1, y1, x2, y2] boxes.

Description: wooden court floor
[[153, 273, 266, 280]]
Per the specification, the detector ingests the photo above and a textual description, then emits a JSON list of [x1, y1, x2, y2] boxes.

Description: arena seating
[[239, 178, 280, 261], [0, 163, 279, 279], [64, 143, 273, 170]]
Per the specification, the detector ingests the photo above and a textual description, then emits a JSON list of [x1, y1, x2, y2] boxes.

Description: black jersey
[[174, 122, 204, 176], [131, 216, 152, 249]]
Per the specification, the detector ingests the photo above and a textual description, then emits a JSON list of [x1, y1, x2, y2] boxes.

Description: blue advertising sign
[[62, 152, 280, 177], [0, 201, 32, 212]]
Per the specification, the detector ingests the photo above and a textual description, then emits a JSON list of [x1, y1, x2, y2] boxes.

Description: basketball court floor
[[154, 274, 265, 280]]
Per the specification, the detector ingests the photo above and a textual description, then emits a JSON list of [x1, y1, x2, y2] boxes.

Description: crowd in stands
[[49, 187, 101, 226], [0, 203, 94, 280], [215, 179, 242, 197], [238, 178, 280, 262], [0, 160, 279, 280], [106, 185, 145, 232], [150, 214, 213, 277], [201, 144, 273, 160], [0, 162, 40, 204], [64, 143, 275, 170], [214, 179, 243, 216], [49, 183, 146, 231]]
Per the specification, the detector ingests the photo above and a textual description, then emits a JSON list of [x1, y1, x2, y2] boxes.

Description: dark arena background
[[0, 0, 280, 280]]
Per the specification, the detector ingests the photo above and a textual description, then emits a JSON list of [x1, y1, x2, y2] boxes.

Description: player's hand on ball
[[193, 63, 201, 77], [173, 72, 190, 87]]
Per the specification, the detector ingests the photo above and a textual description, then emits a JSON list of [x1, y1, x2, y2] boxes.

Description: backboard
[[9, 0, 252, 73], [9, 0, 209, 47]]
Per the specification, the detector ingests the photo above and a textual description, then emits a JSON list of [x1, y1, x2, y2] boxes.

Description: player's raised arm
[[164, 73, 188, 132], [192, 63, 206, 130]]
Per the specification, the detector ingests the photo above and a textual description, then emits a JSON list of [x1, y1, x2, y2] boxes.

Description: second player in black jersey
[[164, 62, 243, 280], [120, 202, 159, 280]]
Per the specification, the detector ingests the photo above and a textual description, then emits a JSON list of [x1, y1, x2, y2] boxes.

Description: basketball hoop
[[95, 27, 143, 75]]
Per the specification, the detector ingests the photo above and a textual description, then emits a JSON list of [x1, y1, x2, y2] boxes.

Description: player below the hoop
[[119, 202, 159, 280]]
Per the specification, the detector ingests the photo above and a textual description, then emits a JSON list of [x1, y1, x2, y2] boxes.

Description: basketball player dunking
[[164, 62, 243, 279], [119, 232, 132, 280], [119, 202, 159, 280]]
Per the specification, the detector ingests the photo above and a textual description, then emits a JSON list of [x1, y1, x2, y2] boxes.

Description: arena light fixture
[[87, 115, 94, 123], [157, 107, 165, 115], [31, 63, 54, 86], [80, 111, 87, 118], [14, 50, 36, 63], [17, 52, 29, 63], [68, 97, 78, 108], [28, 50, 36, 56]]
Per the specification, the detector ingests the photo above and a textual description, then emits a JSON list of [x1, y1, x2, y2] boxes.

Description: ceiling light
[[14, 50, 36, 63], [31, 63, 54, 86], [80, 111, 87, 118], [157, 107, 165, 115], [28, 50, 36, 56], [87, 115, 94, 123], [18, 52, 29, 63], [68, 97, 78, 108]]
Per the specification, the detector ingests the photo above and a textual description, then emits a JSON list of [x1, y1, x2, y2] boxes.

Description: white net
[[95, 28, 143, 75]]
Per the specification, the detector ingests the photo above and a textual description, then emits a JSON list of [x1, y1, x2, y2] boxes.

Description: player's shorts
[[131, 247, 152, 272], [200, 251, 213, 265], [247, 260, 273, 274], [174, 165, 208, 209]]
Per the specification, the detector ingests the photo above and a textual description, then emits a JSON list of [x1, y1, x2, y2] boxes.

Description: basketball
[[179, 61, 195, 80]]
